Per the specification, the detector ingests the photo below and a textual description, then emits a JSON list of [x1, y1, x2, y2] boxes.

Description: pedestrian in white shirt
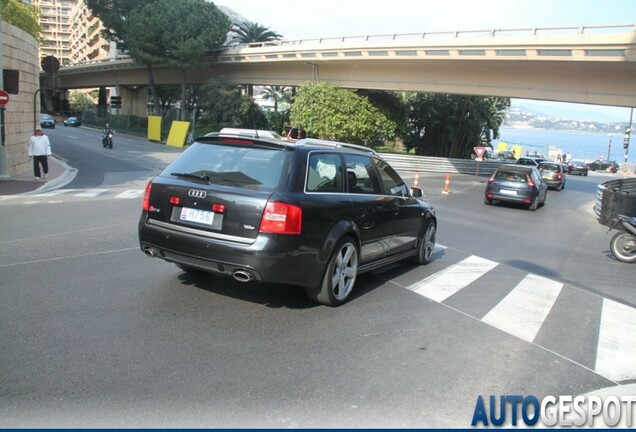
[[28, 127, 52, 179]]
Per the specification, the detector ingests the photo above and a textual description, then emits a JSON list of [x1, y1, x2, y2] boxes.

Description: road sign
[[0, 90, 9, 106], [473, 146, 487, 159]]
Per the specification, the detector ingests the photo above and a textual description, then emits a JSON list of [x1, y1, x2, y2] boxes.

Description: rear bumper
[[138, 215, 325, 288]]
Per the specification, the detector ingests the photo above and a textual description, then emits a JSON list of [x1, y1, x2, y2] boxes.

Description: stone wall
[[2, 22, 39, 177]]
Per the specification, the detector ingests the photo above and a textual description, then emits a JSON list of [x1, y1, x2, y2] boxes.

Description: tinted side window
[[343, 154, 382, 194], [306, 152, 344, 192], [375, 159, 409, 197]]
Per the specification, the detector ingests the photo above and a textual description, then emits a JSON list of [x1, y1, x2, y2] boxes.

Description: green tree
[[261, 85, 292, 113], [125, 0, 231, 117], [199, 77, 267, 131], [289, 82, 396, 146], [85, 0, 152, 52], [405, 93, 509, 157], [230, 21, 282, 44], [1, 0, 42, 42], [68, 90, 95, 110]]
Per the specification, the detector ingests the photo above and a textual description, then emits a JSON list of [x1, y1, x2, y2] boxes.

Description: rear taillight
[[526, 175, 536, 188], [142, 181, 152, 211], [557, 173, 563, 180], [259, 201, 302, 235]]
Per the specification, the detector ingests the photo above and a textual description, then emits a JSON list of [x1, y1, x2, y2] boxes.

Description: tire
[[306, 236, 358, 306], [484, 197, 492, 205], [609, 232, 636, 263], [528, 196, 538, 211], [412, 220, 436, 265]]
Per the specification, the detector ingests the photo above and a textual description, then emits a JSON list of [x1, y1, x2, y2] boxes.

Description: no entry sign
[[0, 90, 9, 106]]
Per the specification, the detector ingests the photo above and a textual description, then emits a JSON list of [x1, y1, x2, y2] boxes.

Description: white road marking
[[482, 274, 563, 343], [595, 299, 636, 382], [34, 189, 74, 197], [409, 255, 498, 302], [115, 190, 145, 199], [74, 188, 109, 197]]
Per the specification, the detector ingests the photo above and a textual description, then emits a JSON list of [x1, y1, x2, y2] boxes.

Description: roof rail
[[295, 138, 376, 154]]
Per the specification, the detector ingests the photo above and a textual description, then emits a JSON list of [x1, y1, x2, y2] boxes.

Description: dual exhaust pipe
[[142, 246, 254, 282]]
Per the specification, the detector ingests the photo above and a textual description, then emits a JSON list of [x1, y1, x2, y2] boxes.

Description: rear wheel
[[484, 197, 492, 205], [528, 196, 538, 211], [306, 236, 358, 306], [610, 232, 636, 263]]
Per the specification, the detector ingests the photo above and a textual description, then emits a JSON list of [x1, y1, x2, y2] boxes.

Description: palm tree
[[231, 21, 282, 45], [231, 22, 283, 96], [261, 85, 292, 113]]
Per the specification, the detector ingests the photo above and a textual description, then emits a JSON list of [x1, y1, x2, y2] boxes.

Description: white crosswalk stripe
[[115, 189, 145, 199], [595, 299, 636, 382], [73, 188, 109, 197], [409, 255, 498, 302], [407, 254, 635, 382], [482, 274, 563, 342]]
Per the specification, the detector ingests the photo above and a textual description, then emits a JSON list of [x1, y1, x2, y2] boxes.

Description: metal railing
[[379, 153, 505, 177]]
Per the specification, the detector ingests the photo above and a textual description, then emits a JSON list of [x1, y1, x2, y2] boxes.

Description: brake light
[[142, 181, 152, 211], [169, 196, 181, 205], [221, 138, 253, 145], [212, 203, 226, 213], [259, 201, 302, 235], [557, 173, 563, 180], [526, 175, 536, 187]]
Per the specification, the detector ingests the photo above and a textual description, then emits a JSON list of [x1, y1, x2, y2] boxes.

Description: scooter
[[102, 130, 114, 149], [608, 214, 636, 263]]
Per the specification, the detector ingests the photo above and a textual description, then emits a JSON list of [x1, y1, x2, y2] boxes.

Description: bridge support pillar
[[118, 85, 148, 117]]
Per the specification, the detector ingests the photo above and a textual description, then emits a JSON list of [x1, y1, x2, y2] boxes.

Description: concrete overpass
[[53, 24, 636, 115]]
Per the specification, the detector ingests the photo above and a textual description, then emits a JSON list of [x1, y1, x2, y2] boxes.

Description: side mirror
[[411, 187, 423, 198]]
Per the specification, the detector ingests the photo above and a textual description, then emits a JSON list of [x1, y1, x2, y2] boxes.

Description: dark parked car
[[485, 165, 547, 210], [567, 159, 589, 176], [586, 159, 619, 173], [64, 116, 81, 127], [138, 132, 437, 306], [538, 161, 566, 191], [39, 113, 55, 129]]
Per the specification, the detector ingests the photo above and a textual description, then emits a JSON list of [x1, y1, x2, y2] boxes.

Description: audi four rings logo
[[188, 189, 207, 198]]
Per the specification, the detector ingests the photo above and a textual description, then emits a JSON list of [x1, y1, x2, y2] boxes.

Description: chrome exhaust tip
[[143, 247, 156, 258], [232, 270, 252, 283]]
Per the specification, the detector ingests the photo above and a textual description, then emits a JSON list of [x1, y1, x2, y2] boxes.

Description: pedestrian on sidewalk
[[28, 127, 52, 180]]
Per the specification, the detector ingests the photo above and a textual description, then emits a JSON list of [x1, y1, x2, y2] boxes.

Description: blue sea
[[493, 127, 636, 164]]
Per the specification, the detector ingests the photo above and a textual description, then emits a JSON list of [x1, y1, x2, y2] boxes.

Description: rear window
[[495, 170, 528, 182], [539, 163, 559, 172], [161, 142, 288, 191]]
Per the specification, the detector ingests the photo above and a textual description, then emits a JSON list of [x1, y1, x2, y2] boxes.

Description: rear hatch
[[491, 168, 532, 196], [146, 138, 291, 241]]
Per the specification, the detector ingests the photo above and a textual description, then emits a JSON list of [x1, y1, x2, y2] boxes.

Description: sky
[[216, 0, 636, 122]]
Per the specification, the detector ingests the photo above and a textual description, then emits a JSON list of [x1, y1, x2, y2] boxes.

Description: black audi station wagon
[[138, 131, 437, 306]]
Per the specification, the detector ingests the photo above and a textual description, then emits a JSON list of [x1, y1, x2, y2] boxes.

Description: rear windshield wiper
[[171, 172, 210, 181]]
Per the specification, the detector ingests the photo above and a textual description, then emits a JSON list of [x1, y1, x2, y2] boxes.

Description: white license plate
[[499, 189, 518, 196], [179, 207, 214, 225]]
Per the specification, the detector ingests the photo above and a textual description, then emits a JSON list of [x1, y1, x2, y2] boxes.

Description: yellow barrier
[[166, 121, 190, 148]]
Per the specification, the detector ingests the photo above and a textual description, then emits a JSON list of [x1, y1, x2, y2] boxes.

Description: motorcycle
[[608, 214, 636, 263], [102, 130, 114, 148]]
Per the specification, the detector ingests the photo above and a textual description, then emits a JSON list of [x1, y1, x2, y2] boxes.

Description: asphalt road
[[0, 128, 633, 428]]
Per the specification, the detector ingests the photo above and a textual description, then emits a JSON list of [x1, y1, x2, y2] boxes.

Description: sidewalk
[[0, 155, 76, 196]]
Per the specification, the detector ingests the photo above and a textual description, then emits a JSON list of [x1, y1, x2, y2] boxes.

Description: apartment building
[[26, 0, 111, 65]]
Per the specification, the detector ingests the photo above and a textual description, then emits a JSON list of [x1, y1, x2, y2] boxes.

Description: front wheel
[[412, 220, 436, 265], [610, 232, 636, 263], [306, 236, 358, 306]]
